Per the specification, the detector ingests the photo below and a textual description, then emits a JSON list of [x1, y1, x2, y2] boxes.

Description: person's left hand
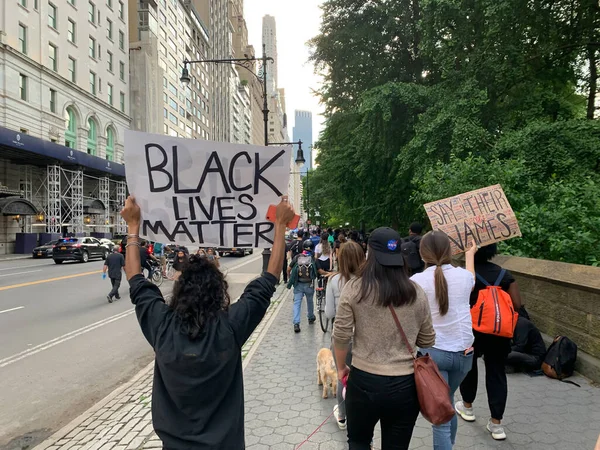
[[121, 196, 141, 227], [466, 240, 479, 255], [337, 364, 350, 382]]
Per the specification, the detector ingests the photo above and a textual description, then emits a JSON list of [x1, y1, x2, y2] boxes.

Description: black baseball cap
[[368, 227, 404, 267]]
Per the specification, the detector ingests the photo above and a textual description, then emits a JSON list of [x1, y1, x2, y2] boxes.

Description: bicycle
[[316, 276, 329, 333], [148, 260, 164, 287]]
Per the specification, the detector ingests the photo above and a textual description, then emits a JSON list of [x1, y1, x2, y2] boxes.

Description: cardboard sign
[[424, 185, 521, 254], [124, 131, 291, 248]]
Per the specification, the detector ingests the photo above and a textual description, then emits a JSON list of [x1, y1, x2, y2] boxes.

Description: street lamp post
[[180, 44, 273, 146]]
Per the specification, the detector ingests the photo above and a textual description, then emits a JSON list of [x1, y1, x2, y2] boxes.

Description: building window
[[48, 44, 58, 71], [18, 24, 27, 54], [120, 92, 125, 112], [67, 19, 76, 43], [107, 51, 113, 72], [168, 97, 177, 110], [107, 0, 112, 8], [50, 88, 57, 113], [160, 44, 167, 56], [89, 71, 96, 95], [163, 124, 168, 134], [119, 61, 125, 81], [118, 1, 123, 19], [88, 1, 96, 23], [68, 0, 75, 6], [19, 0, 27, 7], [89, 36, 96, 58], [68, 57, 76, 82], [118, 31, 124, 50], [107, 19, 113, 40], [169, 112, 177, 125], [108, 83, 113, 105], [106, 127, 114, 160], [19, 74, 27, 101], [48, 3, 57, 28], [163, 108, 167, 117], [65, 107, 77, 148], [87, 118, 97, 155]]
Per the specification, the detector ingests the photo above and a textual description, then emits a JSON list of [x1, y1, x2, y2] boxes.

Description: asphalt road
[[0, 253, 263, 450]]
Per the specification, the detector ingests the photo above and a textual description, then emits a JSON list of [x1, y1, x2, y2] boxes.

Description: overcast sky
[[245, 0, 325, 143]]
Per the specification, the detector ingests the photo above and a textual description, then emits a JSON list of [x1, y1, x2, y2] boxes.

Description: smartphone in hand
[[266, 204, 300, 229]]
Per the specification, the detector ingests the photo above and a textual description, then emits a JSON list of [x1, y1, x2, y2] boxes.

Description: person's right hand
[[121, 196, 141, 227], [275, 196, 295, 226], [337, 364, 350, 383]]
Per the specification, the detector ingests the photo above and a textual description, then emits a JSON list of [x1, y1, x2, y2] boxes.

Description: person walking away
[[333, 232, 347, 261], [315, 232, 329, 259], [287, 239, 318, 333], [121, 195, 294, 449], [506, 316, 546, 373], [410, 231, 477, 449], [455, 243, 522, 441], [333, 227, 436, 450], [327, 228, 335, 247], [402, 222, 425, 274], [324, 241, 365, 430], [103, 247, 125, 303], [310, 229, 321, 249], [289, 231, 305, 261]]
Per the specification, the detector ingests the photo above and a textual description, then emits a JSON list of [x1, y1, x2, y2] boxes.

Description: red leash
[[294, 408, 337, 449]]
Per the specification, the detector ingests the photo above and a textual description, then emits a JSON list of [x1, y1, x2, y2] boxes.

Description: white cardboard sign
[[124, 131, 291, 248]]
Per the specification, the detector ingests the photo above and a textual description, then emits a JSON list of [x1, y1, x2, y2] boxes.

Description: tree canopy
[[309, 0, 600, 265]]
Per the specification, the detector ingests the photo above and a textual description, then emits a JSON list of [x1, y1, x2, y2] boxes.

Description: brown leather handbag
[[388, 305, 456, 425]]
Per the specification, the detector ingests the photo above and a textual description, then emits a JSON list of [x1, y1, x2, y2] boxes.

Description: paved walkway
[[33, 289, 600, 450]]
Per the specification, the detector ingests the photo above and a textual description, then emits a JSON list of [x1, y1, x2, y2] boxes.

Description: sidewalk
[[33, 288, 600, 450]]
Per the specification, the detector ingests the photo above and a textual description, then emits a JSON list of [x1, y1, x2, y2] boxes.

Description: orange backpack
[[472, 270, 518, 338]]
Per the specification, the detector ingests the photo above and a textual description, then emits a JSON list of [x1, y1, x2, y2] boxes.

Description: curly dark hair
[[170, 254, 230, 339]]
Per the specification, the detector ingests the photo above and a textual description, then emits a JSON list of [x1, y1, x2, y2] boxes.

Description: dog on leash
[[316, 348, 337, 399]]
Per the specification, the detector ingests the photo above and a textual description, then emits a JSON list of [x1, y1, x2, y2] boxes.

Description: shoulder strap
[[494, 269, 507, 287], [388, 305, 416, 359], [475, 272, 490, 286]]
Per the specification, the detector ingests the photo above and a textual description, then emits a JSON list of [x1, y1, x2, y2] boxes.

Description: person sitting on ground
[[333, 227, 436, 449], [324, 241, 365, 430], [121, 195, 293, 450], [506, 316, 546, 373], [455, 243, 522, 441]]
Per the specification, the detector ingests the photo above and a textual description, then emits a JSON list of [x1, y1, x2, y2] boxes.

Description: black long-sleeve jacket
[[129, 272, 277, 450]]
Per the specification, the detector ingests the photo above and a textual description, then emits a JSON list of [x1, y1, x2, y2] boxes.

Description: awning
[[0, 197, 37, 215], [83, 198, 107, 215], [0, 126, 125, 178]]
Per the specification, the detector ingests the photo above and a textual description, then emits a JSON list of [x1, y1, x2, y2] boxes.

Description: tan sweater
[[332, 278, 436, 376]]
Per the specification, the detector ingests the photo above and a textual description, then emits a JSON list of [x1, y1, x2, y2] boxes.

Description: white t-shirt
[[411, 265, 475, 352], [315, 243, 322, 255]]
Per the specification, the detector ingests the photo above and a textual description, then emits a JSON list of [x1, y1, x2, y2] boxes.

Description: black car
[[53, 237, 109, 264], [32, 240, 58, 258], [216, 247, 253, 257]]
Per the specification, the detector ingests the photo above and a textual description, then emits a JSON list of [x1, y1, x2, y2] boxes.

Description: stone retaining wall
[[494, 255, 600, 382]]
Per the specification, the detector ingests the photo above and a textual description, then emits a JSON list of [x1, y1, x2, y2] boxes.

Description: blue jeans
[[293, 282, 315, 325], [420, 347, 473, 450]]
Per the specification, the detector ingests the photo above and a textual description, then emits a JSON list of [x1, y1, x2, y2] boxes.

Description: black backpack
[[542, 336, 578, 384], [401, 239, 422, 272]]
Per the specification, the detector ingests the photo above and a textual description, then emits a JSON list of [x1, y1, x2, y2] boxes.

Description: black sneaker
[[308, 317, 316, 325], [107, 295, 113, 303], [294, 324, 301, 333], [115, 296, 121, 300]]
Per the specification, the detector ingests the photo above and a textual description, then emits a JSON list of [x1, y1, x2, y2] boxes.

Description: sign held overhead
[[125, 131, 292, 248], [423, 184, 521, 254]]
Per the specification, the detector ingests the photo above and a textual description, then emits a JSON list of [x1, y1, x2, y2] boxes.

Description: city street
[[0, 253, 263, 450]]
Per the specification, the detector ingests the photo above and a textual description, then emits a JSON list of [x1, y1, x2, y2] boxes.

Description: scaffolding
[[47, 165, 61, 233], [61, 168, 84, 234], [99, 177, 110, 233], [115, 181, 126, 234], [19, 165, 33, 233]]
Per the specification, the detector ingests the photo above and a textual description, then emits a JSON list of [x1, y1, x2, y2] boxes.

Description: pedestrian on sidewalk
[[333, 227, 436, 450], [455, 243, 523, 441], [410, 231, 477, 449], [287, 239, 318, 333], [120, 195, 294, 450], [324, 240, 364, 430], [103, 247, 124, 303]]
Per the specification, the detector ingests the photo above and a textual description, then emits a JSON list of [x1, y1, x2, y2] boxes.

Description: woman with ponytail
[[410, 230, 478, 450]]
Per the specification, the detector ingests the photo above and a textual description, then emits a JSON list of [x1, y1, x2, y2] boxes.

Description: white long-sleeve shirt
[[325, 274, 341, 319]]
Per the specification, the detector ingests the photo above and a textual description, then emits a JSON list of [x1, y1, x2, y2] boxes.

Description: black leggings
[[346, 367, 419, 450]]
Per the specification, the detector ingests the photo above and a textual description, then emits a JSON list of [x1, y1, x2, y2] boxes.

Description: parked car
[[32, 240, 58, 258], [99, 238, 115, 252], [53, 237, 108, 264], [216, 247, 254, 257]]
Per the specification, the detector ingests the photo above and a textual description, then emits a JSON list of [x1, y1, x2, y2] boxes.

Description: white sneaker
[[487, 419, 507, 440], [333, 404, 347, 430], [455, 401, 476, 422]]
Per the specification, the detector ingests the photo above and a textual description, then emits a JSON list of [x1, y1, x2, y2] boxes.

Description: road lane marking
[[0, 270, 102, 291], [0, 309, 135, 368], [0, 263, 55, 271], [0, 269, 42, 278], [224, 253, 262, 273], [0, 306, 24, 315]]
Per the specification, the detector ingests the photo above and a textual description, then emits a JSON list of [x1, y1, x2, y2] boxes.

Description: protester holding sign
[[121, 195, 294, 450]]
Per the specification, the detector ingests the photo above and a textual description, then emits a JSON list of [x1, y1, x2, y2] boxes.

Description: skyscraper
[[293, 111, 313, 174], [262, 15, 278, 96]]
